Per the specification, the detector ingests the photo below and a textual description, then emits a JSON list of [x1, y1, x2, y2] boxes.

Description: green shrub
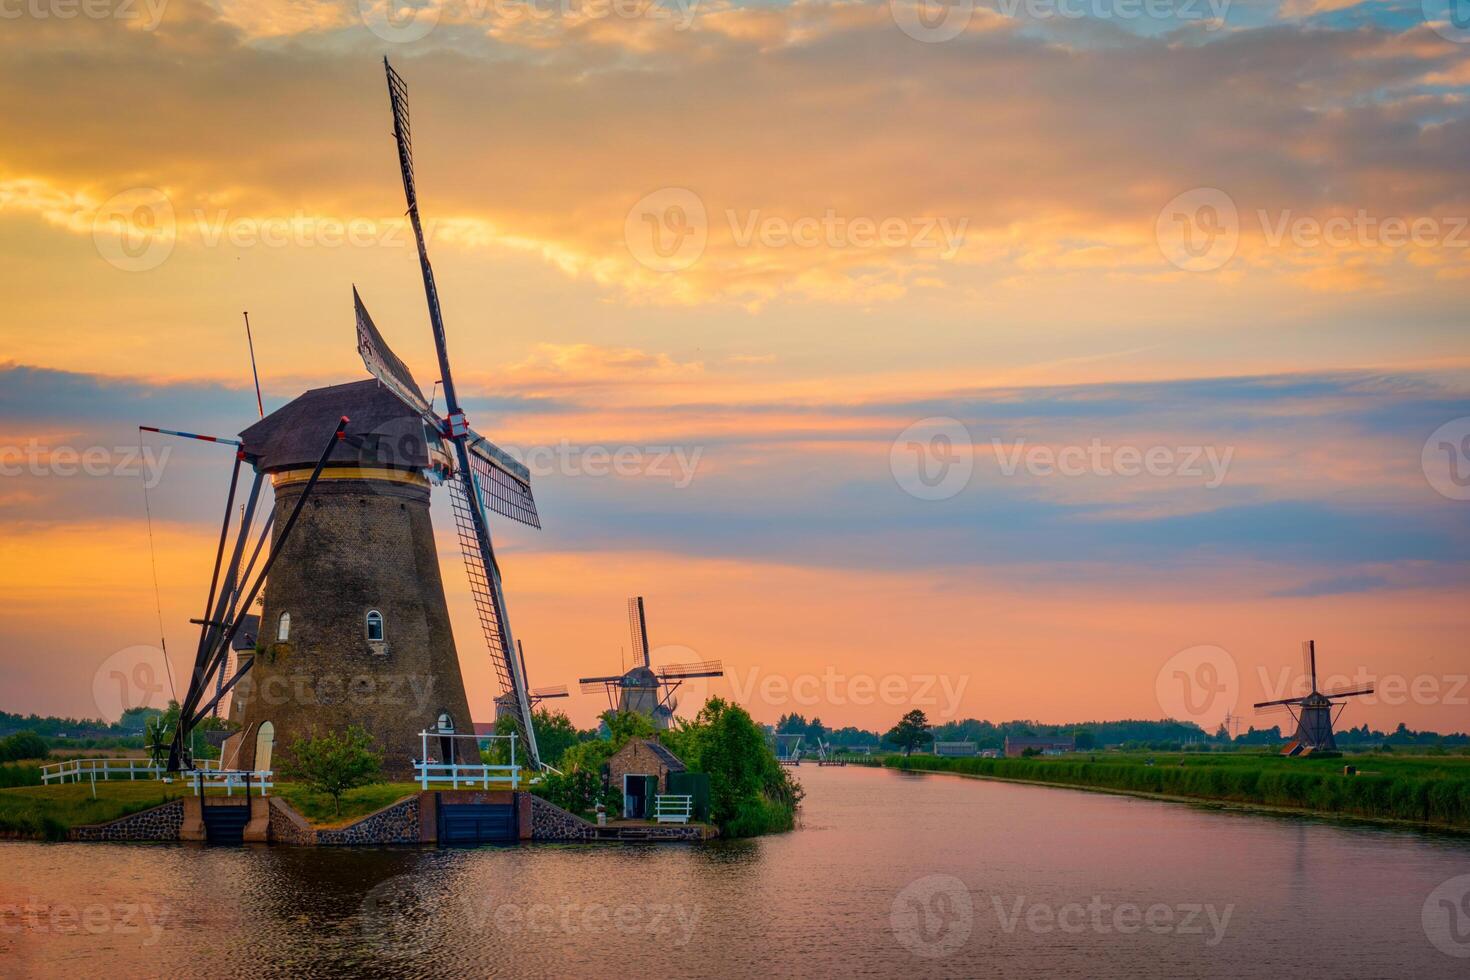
[[0, 732, 49, 763]]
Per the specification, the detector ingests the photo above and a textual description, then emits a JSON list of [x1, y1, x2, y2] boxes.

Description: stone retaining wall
[[268, 796, 317, 845], [315, 795, 420, 845], [64, 791, 708, 845], [619, 824, 707, 842], [71, 800, 184, 842], [528, 794, 598, 841]]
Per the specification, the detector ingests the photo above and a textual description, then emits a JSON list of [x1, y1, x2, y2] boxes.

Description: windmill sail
[[355, 288, 541, 527], [628, 596, 651, 669], [355, 287, 432, 416], [466, 429, 540, 528], [384, 57, 541, 768], [449, 473, 519, 697]]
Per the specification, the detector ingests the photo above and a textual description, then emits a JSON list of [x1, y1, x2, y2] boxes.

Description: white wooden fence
[[187, 768, 274, 797], [41, 758, 221, 785], [653, 794, 693, 824], [414, 762, 521, 790]]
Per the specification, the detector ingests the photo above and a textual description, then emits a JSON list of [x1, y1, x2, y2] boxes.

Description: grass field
[[884, 751, 1470, 831], [0, 780, 425, 839], [271, 782, 420, 827], [0, 781, 188, 840]]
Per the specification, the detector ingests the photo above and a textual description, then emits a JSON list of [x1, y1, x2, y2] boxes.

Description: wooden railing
[[415, 761, 521, 791], [653, 794, 693, 824], [189, 768, 274, 797], [41, 758, 221, 785]]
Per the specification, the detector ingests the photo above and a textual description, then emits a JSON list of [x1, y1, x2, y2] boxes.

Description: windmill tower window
[[366, 610, 385, 642], [277, 612, 291, 642]]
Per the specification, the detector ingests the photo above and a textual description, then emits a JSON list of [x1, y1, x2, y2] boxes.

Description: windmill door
[[254, 722, 274, 773]]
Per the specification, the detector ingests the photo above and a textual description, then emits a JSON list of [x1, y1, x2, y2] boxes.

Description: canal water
[[3, 765, 1469, 977]]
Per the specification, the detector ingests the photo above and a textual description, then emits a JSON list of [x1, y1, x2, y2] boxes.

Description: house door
[[254, 722, 274, 773], [623, 774, 657, 818]]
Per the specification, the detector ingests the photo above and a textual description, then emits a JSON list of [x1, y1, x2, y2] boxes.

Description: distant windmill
[[495, 641, 570, 720], [578, 597, 723, 729], [1253, 641, 1374, 756], [774, 733, 803, 765]]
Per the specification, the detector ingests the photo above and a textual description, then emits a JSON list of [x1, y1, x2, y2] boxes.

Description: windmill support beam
[[168, 418, 349, 771]]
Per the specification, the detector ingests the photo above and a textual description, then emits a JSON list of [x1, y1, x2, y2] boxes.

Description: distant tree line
[[776, 712, 1469, 753], [0, 706, 160, 740], [1230, 722, 1470, 750]]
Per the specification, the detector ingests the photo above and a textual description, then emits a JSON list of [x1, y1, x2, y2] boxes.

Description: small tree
[[483, 708, 591, 769], [884, 709, 933, 756], [282, 725, 383, 816]]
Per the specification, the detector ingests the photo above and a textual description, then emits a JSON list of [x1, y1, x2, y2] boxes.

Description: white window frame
[[366, 609, 384, 642]]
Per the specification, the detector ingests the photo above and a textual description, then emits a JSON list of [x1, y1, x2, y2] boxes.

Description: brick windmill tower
[[166, 61, 546, 775], [223, 374, 486, 777]]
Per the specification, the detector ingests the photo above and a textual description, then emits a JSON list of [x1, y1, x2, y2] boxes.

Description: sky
[[0, 0, 1467, 738]]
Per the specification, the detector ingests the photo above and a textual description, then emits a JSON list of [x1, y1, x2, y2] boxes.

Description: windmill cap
[[240, 379, 433, 474]]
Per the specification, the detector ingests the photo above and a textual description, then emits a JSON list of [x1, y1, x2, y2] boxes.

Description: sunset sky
[[1, 0, 1467, 735]]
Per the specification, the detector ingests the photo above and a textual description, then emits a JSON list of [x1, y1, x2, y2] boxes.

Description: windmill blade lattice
[[449, 474, 517, 698], [466, 435, 540, 528], [657, 660, 724, 680], [628, 596, 651, 669]]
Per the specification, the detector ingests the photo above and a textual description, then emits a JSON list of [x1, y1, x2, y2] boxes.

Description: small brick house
[[606, 739, 687, 818]]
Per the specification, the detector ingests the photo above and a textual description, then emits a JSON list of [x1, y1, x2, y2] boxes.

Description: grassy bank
[[270, 782, 420, 828], [0, 780, 425, 840], [883, 752, 1470, 831], [0, 782, 188, 840]]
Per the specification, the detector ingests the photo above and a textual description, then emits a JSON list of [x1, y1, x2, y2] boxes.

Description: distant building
[[1004, 735, 1075, 758], [472, 721, 498, 748], [607, 739, 689, 819], [934, 741, 979, 757]]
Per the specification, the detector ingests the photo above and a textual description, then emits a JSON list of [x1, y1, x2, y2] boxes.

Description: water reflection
[[3, 767, 1469, 978]]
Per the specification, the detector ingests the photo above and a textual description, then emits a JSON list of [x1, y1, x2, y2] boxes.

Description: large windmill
[[163, 60, 549, 773], [1253, 641, 1374, 756], [578, 597, 723, 729]]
